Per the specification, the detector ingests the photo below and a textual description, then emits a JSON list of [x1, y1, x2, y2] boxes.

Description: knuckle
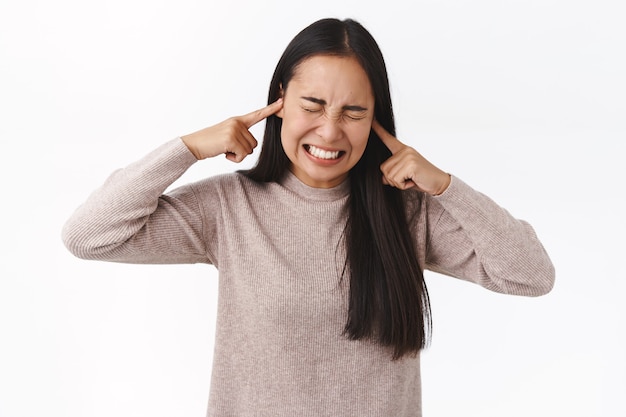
[[227, 117, 244, 128]]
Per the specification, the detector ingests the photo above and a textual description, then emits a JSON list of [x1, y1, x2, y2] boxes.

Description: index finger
[[372, 119, 405, 154], [240, 98, 284, 128]]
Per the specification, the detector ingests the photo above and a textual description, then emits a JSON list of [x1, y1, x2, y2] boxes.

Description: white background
[[1, 0, 624, 416]]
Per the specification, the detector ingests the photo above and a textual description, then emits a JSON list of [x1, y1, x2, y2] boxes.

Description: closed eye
[[345, 112, 367, 121]]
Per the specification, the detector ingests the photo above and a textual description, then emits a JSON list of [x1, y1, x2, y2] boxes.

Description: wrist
[[432, 173, 451, 196], [181, 134, 202, 160]]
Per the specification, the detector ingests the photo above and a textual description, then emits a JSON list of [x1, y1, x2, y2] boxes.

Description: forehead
[[288, 55, 374, 102]]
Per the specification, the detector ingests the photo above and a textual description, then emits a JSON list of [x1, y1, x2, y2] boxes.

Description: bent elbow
[[485, 257, 556, 297], [530, 262, 556, 296], [61, 220, 107, 261], [62, 226, 90, 260]]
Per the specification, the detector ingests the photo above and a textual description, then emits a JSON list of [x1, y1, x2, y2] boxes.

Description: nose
[[315, 114, 344, 144]]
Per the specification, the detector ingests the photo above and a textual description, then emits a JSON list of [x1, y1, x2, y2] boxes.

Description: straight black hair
[[242, 18, 431, 359]]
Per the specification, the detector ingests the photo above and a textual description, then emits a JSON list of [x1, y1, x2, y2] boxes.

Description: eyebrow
[[300, 96, 368, 112]]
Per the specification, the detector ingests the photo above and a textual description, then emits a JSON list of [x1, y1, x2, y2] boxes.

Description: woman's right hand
[[181, 98, 283, 162]]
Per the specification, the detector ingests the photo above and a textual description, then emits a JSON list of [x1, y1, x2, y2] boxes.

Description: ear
[[276, 83, 285, 118]]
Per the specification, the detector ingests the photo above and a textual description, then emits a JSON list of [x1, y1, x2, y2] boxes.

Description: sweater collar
[[279, 170, 350, 202]]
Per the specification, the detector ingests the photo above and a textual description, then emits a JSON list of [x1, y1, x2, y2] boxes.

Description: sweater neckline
[[279, 170, 350, 202]]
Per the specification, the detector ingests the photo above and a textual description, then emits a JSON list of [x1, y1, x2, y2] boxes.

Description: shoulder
[[400, 186, 453, 240], [191, 172, 258, 189], [402, 175, 475, 219], [182, 172, 274, 201]]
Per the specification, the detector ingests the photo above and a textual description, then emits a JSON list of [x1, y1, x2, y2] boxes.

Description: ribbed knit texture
[[62, 138, 555, 417]]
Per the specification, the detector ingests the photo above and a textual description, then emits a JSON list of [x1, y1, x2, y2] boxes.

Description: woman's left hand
[[372, 120, 451, 196]]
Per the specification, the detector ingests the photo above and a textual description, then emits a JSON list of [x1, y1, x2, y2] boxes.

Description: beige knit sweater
[[62, 138, 554, 416]]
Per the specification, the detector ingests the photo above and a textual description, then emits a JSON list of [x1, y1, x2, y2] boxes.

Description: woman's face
[[278, 55, 375, 188]]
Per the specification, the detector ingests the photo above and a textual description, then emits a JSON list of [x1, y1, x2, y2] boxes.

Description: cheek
[[281, 113, 314, 142], [280, 117, 306, 156]]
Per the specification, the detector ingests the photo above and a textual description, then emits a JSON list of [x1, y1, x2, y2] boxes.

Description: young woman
[[63, 18, 554, 416]]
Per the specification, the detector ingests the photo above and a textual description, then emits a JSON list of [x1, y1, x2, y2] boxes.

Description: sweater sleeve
[[422, 175, 555, 296], [62, 138, 212, 265]]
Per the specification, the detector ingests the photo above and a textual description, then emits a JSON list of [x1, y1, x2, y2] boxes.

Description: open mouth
[[304, 144, 345, 160]]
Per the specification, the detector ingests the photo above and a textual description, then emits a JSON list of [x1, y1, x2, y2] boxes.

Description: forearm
[[62, 138, 204, 263], [425, 176, 555, 296]]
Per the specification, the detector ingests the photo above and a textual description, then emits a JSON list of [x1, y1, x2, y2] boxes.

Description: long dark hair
[[242, 18, 431, 359]]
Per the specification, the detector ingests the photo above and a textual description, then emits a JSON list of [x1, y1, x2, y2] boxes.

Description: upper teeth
[[307, 145, 340, 160]]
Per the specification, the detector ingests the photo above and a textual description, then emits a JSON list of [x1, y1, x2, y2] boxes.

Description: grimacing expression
[[277, 55, 375, 188]]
